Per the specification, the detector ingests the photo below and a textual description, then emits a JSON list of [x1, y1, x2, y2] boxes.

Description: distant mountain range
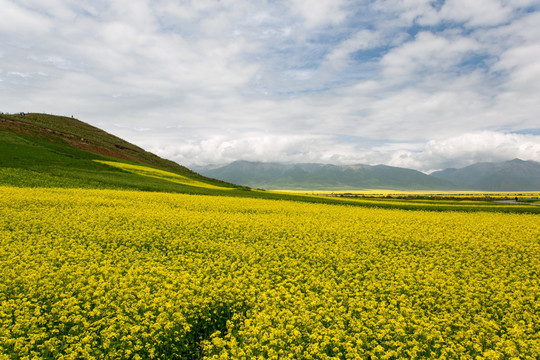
[[430, 158, 540, 191], [194, 159, 540, 191], [195, 161, 456, 190]]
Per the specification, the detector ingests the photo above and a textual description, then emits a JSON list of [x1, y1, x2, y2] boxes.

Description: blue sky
[[1, 0, 540, 172]]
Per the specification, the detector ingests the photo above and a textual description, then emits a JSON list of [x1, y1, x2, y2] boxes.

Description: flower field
[[1, 186, 539, 359], [93, 161, 234, 191]]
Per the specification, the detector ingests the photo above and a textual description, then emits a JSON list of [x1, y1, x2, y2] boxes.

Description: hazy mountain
[[195, 160, 456, 190], [430, 159, 540, 191]]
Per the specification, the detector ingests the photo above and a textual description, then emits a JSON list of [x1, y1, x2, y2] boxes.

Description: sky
[[1, 0, 540, 172]]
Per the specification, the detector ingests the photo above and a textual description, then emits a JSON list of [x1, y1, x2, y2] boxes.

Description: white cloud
[[373, 0, 440, 27], [494, 44, 540, 91], [381, 31, 480, 79], [136, 129, 540, 173], [437, 0, 514, 27], [289, 0, 349, 29], [324, 30, 381, 69], [140, 133, 338, 166], [400, 132, 540, 172], [28, 55, 76, 71], [1, 0, 540, 173], [0, 0, 52, 35]]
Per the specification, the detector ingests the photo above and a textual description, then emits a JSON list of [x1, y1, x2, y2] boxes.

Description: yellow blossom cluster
[[93, 161, 233, 190], [1, 186, 539, 359]]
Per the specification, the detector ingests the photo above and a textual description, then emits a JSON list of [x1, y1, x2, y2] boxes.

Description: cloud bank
[[1, 0, 539, 171]]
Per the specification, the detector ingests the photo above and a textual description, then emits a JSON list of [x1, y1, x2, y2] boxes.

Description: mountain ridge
[[430, 158, 540, 191], [195, 160, 457, 190], [196, 159, 540, 191]]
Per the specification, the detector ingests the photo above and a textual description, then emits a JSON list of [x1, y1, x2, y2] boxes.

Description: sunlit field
[[94, 160, 234, 191], [1, 186, 539, 359]]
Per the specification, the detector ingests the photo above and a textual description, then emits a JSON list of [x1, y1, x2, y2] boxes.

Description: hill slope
[[196, 160, 456, 190], [430, 159, 540, 191], [0, 113, 241, 194], [1, 113, 193, 173]]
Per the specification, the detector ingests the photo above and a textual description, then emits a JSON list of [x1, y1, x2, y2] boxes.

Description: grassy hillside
[[0, 113, 246, 194], [1, 113, 194, 173]]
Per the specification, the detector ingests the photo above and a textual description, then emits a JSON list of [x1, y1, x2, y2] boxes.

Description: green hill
[[0, 113, 244, 194]]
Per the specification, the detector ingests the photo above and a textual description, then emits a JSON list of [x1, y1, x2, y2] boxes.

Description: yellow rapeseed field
[[94, 161, 234, 190], [1, 186, 539, 359]]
